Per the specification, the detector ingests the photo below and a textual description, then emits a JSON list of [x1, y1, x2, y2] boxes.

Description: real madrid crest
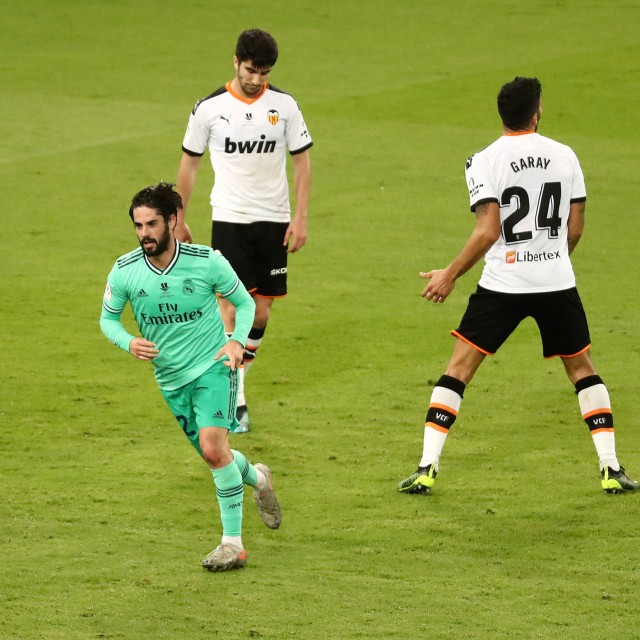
[[182, 279, 195, 295]]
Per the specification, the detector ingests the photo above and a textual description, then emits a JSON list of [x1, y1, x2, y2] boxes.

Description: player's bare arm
[[420, 202, 500, 303], [284, 150, 311, 253], [567, 201, 585, 255], [214, 339, 244, 370], [175, 153, 202, 243], [129, 337, 159, 361]]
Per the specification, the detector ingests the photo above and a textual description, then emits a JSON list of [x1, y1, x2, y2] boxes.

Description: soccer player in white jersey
[[398, 77, 638, 496], [100, 182, 282, 572], [175, 29, 313, 432]]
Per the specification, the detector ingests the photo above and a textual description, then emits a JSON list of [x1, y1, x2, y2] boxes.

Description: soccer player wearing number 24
[[100, 183, 282, 572], [398, 77, 638, 496]]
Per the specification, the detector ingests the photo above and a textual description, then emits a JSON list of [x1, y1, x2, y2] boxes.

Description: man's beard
[[140, 228, 171, 256]]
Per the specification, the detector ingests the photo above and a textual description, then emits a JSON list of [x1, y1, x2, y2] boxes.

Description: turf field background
[[2, 1, 639, 638]]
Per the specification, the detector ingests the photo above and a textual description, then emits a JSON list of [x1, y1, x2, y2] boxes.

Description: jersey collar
[[504, 131, 537, 137], [225, 81, 268, 104], [144, 239, 180, 275]]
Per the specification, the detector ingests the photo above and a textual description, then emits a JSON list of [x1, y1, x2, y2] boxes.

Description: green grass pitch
[[2, 1, 640, 638]]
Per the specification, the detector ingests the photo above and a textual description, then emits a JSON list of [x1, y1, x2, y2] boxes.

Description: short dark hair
[[128, 182, 182, 222], [497, 77, 542, 131], [235, 29, 278, 68]]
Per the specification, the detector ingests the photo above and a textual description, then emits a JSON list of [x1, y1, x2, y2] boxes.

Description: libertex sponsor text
[[505, 250, 561, 264]]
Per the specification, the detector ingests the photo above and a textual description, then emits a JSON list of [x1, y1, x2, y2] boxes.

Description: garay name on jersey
[[510, 156, 551, 173]]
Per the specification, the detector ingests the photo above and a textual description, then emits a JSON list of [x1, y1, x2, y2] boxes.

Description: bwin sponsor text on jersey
[[224, 135, 276, 154]]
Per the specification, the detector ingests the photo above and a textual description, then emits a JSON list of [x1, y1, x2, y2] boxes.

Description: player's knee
[[252, 304, 271, 328], [199, 440, 228, 468], [561, 351, 596, 385]]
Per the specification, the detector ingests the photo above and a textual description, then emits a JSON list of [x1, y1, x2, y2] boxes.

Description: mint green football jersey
[[100, 240, 255, 390]]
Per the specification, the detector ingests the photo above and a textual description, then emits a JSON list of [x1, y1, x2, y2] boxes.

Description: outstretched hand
[[420, 268, 456, 303]]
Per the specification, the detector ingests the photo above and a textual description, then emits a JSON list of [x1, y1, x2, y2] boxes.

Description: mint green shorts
[[160, 361, 239, 454]]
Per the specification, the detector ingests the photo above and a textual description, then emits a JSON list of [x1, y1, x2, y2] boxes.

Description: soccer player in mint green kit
[[100, 182, 282, 572]]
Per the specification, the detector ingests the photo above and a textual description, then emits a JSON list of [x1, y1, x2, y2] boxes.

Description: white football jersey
[[465, 132, 586, 293], [182, 82, 313, 223]]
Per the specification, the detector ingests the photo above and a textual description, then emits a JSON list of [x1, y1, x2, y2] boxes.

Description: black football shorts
[[453, 285, 591, 358], [211, 221, 289, 298]]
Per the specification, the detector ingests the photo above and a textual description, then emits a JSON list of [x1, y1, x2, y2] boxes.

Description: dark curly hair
[[235, 29, 278, 69], [497, 77, 542, 131], [128, 182, 183, 222]]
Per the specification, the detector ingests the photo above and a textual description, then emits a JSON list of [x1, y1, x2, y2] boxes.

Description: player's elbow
[[567, 229, 583, 253], [568, 226, 583, 245], [99, 316, 109, 337], [478, 226, 501, 247]]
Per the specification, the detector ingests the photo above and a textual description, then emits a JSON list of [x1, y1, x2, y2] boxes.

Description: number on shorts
[[176, 415, 197, 440]]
